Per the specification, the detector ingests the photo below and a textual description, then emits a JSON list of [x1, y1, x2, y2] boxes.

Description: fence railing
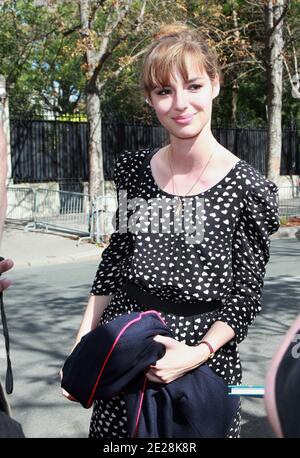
[[7, 187, 94, 239], [33, 188, 92, 235], [277, 186, 300, 217], [89, 195, 117, 243], [6, 187, 36, 221], [6, 185, 300, 242], [7, 186, 119, 242]]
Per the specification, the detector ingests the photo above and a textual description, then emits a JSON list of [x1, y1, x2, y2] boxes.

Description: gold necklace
[[167, 144, 215, 217]]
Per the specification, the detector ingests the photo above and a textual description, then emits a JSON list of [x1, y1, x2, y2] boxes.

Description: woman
[[63, 23, 280, 438]]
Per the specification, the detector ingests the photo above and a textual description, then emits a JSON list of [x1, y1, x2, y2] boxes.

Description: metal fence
[[7, 187, 93, 239], [6, 187, 36, 221], [10, 119, 300, 187], [33, 188, 91, 235], [10, 118, 89, 184], [89, 195, 117, 243], [278, 186, 300, 217]]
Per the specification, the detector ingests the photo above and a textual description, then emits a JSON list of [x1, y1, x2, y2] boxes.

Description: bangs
[[142, 42, 208, 94]]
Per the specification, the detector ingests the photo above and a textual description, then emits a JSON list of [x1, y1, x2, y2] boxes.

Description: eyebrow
[[153, 77, 205, 90], [187, 77, 205, 83]]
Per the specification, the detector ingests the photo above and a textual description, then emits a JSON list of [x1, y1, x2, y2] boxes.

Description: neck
[[169, 126, 218, 172]]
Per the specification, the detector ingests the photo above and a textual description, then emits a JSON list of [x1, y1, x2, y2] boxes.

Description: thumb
[[153, 335, 175, 346]]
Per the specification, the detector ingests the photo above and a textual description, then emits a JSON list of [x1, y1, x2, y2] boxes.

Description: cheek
[[194, 90, 213, 107], [153, 99, 173, 115]]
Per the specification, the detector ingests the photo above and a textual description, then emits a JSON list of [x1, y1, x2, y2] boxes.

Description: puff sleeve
[[216, 180, 280, 344], [90, 152, 135, 296]]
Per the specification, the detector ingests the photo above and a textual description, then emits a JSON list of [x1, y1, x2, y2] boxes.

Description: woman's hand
[[60, 369, 78, 402], [145, 335, 210, 384], [0, 258, 14, 292]]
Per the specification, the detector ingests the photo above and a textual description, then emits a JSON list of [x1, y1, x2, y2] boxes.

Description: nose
[[173, 89, 188, 112]]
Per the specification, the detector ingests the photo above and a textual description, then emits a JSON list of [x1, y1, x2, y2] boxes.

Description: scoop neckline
[[148, 147, 243, 198]]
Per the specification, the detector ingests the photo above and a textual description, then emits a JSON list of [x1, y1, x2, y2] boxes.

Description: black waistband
[[122, 280, 222, 317]]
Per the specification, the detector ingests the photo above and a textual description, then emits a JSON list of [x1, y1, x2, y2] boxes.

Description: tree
[[78, 0, 149, 197], [265, 0, 286, 183], [184, 0, 268, 127], [0, 0, 85, 117]]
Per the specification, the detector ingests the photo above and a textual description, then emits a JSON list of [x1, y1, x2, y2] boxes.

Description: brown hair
[[140, 23, 222, 101]]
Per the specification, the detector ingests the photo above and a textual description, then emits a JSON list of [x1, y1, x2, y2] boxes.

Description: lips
[[172, 113, 196, 120], [172, 113, 196, 124]]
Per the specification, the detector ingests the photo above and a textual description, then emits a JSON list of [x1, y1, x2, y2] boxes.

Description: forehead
[[170, 68, 208, 83], [173, 55, 208, 79], [150, 53, 209, 89]]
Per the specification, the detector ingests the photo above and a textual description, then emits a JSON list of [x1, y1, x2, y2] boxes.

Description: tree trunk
[[80, 0, 104, 198], [231, 8, 239, 125], [232, 80, 238, 125], [265, 0, 284, 183], [86, 88, 103, 198]]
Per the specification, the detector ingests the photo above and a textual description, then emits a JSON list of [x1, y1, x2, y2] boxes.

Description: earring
[[145, 98, 150, 105]]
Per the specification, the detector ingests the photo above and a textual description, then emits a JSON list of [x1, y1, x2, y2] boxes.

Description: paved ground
[[0, 222, 299, 438], [1, 221, 103, 269]]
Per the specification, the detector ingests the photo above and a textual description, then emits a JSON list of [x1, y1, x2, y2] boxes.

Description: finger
[[153, 335, 178, 347], [153, 335, 173, 346], [0, 278, 12, 292], [145, 366, 160, 376], [147, 365, 160, 374], [62, 388, 78, 402], [153, 334, 167, 343], [0, 258, 14, 274], [145, 372, 164, 384]]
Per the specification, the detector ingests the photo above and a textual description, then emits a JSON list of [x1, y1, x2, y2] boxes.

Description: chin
[[168, 126, 204, 139], [176, 132, 202, 140]]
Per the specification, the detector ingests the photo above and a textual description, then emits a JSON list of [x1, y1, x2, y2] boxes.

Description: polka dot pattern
[[89, 147, 280, 437]]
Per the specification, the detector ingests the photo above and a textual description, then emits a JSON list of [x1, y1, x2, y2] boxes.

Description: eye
[[189, 84, 202, 90], [157, 88, 171, 96]]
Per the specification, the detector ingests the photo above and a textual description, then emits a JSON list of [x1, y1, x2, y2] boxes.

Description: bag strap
[[0, 258, 13, 395], [135, 147, 160, 195]]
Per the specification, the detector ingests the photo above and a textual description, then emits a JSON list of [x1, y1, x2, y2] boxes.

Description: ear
[[212, 75, 220, 99]]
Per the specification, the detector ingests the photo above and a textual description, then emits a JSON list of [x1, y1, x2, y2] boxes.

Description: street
[[1, 238, 299, 438]]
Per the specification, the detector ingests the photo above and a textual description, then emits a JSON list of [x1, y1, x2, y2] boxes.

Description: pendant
[[175, 197, 182, 217]]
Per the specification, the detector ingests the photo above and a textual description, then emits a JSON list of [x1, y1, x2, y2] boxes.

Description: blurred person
[[0, 122, 13, 291], [0, 121, 24, 437], [265, 314, 300, 438]]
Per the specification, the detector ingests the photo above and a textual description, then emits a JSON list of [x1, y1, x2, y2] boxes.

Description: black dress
[[88, 147, 280, 438]]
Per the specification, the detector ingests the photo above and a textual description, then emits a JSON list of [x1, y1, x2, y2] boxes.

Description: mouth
[[172, 113, 196, 124]]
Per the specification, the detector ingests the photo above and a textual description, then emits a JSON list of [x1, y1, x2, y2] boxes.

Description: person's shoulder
[[113, 147, 152, 188], [237, 160, 280, 235], [115, 147, 152, 168], [236, 159, 279, 197]]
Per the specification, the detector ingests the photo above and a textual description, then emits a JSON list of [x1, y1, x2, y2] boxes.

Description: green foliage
[[0, 0, 85, 117], [0, 0, 299, 127]]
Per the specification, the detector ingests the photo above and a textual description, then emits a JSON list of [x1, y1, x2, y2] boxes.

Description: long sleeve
[[216, 179, 280, 344], [91, 152, 135, 296]]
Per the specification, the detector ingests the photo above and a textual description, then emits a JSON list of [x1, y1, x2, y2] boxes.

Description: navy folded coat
[[61, 310, 239, 438]]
